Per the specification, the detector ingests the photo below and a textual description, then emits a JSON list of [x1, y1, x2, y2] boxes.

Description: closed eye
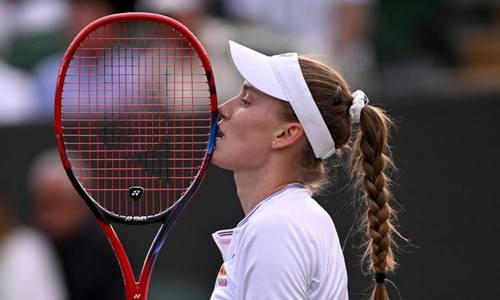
[[241, 89, 251, 106]]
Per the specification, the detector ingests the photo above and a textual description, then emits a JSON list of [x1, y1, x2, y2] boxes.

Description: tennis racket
[[54, 13, 218, 300]]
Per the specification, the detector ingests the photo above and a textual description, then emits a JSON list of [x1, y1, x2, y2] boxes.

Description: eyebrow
[[242, 82, 253, 92], [243, 82, 264, 97]]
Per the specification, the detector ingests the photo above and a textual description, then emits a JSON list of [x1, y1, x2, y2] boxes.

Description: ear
[[272, 122, 304, 150]]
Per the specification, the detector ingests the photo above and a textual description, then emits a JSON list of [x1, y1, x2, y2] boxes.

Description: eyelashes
[[241, 89, 250, 105]]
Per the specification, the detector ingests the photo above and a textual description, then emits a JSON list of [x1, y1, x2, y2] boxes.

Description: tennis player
[[210, 41, 397, 300]]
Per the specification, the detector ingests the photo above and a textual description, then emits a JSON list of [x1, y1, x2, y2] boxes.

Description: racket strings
[[61, 20, 212, 218]]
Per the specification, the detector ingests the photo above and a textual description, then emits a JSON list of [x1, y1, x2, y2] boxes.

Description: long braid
[[288, 56, 400, 298], [352, 105, 396, 300]]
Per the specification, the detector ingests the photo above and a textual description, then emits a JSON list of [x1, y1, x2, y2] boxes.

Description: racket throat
[[97, 220, 153, 300]]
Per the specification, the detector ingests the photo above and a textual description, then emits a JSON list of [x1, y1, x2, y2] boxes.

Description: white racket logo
[[129, 186, 144, 201]]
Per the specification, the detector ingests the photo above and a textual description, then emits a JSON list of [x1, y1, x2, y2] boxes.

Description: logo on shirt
[[217, 264, 227, 287]]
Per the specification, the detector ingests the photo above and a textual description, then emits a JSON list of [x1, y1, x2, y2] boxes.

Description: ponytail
[[289, 56, 402, 298], [350, 105, 397, 300]]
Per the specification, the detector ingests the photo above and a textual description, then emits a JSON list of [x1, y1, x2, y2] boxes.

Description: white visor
[[227, 40, 335, 159]]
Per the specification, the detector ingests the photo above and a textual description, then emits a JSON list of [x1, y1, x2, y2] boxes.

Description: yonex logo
[[125, 216, 147, 222], [129, 186, 144, 201]]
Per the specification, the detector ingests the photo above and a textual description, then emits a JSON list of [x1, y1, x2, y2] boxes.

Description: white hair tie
[[349, 90, 369, 124]]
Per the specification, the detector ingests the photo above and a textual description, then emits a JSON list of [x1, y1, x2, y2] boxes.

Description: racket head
[[55, 13, 218, 224]]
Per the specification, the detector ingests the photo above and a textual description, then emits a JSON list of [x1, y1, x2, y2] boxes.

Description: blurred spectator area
[[0, 0, 498, 126], [372, 0, 500, 97], [454, 1, 500, 91], [0, 0, 136, 71], [0, 0, 68, 71]]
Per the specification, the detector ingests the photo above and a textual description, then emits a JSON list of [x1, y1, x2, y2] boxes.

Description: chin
[[211, 148, 236, 171], [211, 148, 226, 168]]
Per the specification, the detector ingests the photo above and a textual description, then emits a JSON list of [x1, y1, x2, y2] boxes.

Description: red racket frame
[[54, 13, 218, 300]]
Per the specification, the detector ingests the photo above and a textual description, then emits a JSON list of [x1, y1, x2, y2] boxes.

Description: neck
[[234, 161, 300, 215]]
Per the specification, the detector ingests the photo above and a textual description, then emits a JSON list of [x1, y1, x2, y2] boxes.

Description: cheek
[[212, 117, 273, 170], [213, 135, 270, 170]]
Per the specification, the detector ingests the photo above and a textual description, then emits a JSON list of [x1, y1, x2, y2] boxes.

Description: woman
[[210, 41, 398, 300]]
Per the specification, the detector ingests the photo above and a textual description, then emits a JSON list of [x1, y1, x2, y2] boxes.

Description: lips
[[216, 126, 225, 139]]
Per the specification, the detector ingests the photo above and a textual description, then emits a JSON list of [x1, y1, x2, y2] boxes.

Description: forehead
[[242, 81, 259, 94], [243, 81, 280, 101], [240, 82, 284, 119]]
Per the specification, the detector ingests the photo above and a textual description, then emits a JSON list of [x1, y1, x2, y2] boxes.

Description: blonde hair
[[277, 56, 399, 299]]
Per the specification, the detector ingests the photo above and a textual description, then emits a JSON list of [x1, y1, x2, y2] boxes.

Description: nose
[[217, 97, 236, 121]]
